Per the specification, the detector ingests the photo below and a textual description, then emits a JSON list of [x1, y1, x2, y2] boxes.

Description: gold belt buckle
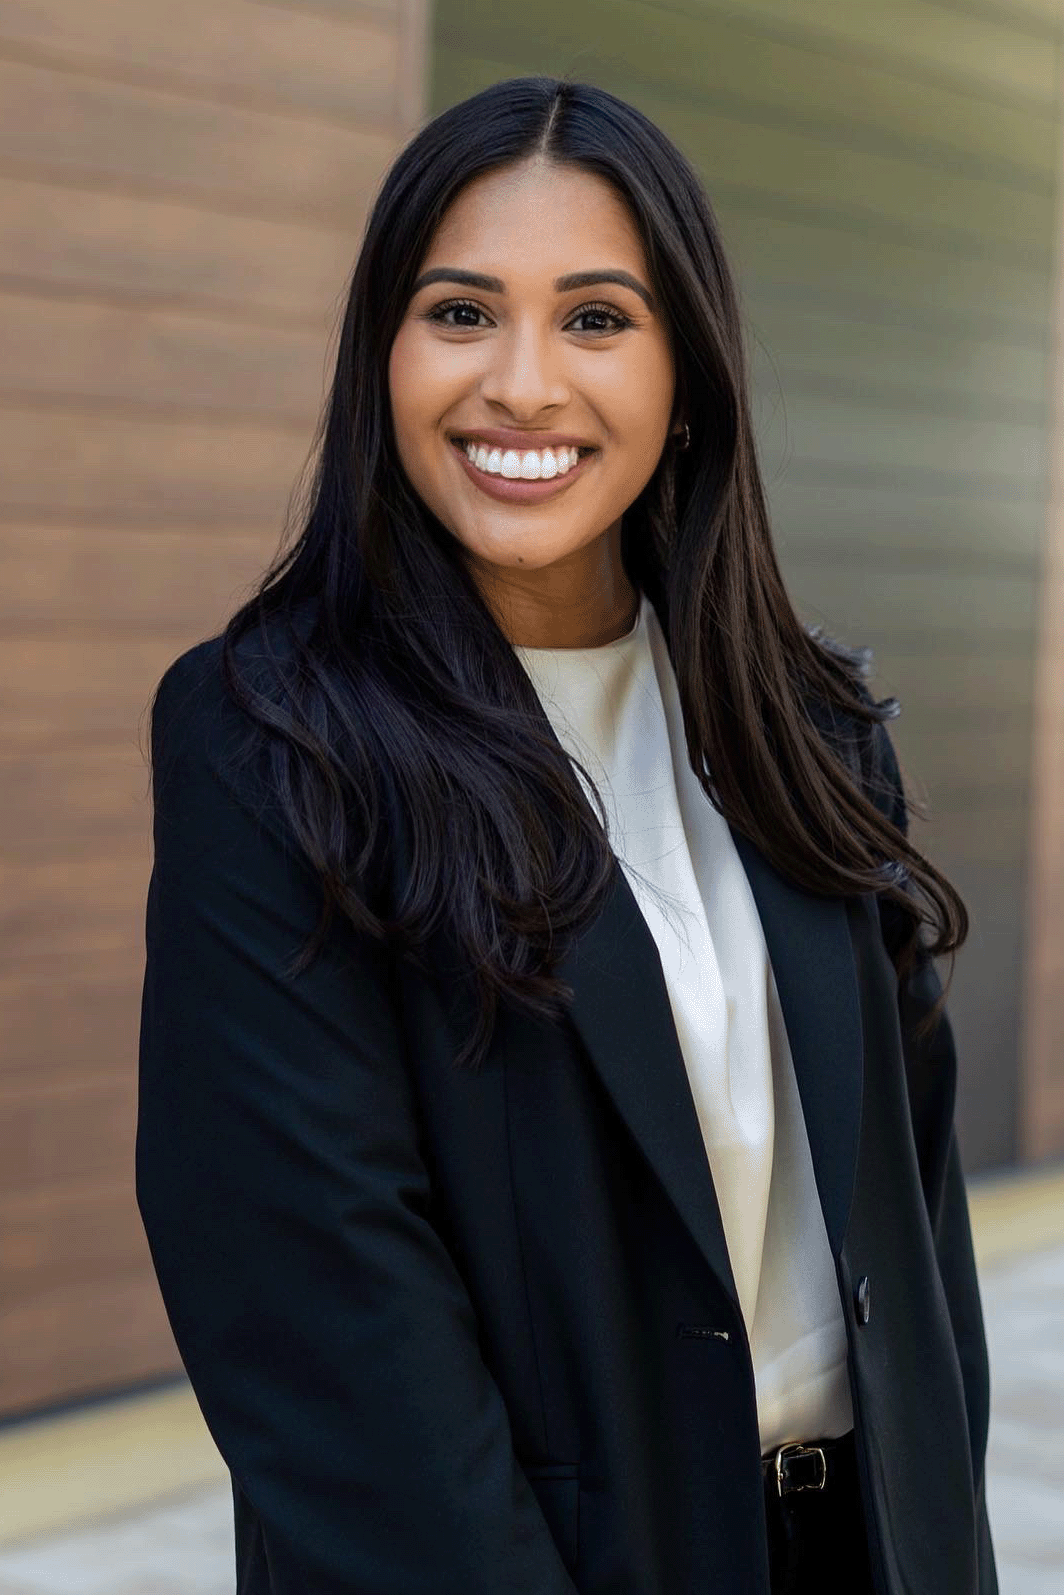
[[773, 1440, 827, 1497]]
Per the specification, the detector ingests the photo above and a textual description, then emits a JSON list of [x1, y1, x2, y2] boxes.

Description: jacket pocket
[[522, 1462, 580, 1572]]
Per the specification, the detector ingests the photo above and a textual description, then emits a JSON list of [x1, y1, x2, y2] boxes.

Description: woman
[[136, 75, 996, 1594]]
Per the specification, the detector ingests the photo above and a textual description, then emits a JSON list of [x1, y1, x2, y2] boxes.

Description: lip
[[449, 437, 598, 504], [448, 427, 598, 450]]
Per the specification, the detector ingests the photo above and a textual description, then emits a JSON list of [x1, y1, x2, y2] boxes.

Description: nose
[[477, 320, 570, 418]]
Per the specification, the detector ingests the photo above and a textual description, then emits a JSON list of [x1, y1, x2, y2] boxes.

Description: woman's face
[[388, 156, 681, 647]]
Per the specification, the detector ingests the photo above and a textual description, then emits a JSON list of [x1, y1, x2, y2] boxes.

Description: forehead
[[419, 159, 648, 277]]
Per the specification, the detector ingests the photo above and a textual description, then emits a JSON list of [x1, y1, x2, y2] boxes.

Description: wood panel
[[430, 1, 1064, 1172], [0, 858, 149, 967], [1, 743, 168, 855], [0, 1076, 136, 1199], [1, 1183, 146, 1294], [0, 56, 395, 225], [0, 176, 354, 320], [0, 292, 328, 420], [0, 0, 403, 125], [0, 525, 277, 630], [0, 0, 430, 1418], [0, 1274, 178, 1419], [2, 406, 311, 525], [1, 970, 143, 1086], [0, 634, 209, 749]]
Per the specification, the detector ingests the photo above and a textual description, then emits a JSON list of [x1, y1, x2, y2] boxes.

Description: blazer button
[[855, 1275, 871, 1326]]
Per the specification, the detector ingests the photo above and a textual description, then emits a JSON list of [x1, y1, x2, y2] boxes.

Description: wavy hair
[[163, 74, 967, 1070]]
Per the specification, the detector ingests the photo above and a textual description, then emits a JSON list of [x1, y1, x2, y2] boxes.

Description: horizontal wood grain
[[0, 0, 429, 1422], [0, 968, 142, 1084], [0, 405, 313, 525], [0, 175, 355, 320], [0, 854, 150, 968], [0, 290, 328, 420], [0, 1271, 178, 1418], [0, 1073, 136, 1197], [0, 55, 396, 225], [1, 1181, 146, 1303], [0, 741, 159, 853], [258, 0, 399, 20], [0, 0, 402, 126], [0, 634, 211, 748], [0, 524, 277, 630]]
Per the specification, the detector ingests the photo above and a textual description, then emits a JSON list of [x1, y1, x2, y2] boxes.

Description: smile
[[449, 438, 598, 503]]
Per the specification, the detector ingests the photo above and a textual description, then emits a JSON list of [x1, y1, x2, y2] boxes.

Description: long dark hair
[[169, 74, 967, 1070]]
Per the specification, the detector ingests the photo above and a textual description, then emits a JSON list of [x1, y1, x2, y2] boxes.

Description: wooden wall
[[431, 0, 1064, 1175], [0, 0, 429, 1421]]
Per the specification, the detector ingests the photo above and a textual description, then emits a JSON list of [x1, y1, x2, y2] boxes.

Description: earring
[[676, 421, 690, 450]]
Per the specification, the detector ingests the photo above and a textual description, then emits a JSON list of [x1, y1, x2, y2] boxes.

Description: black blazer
[[136, 617, 997, 1595]]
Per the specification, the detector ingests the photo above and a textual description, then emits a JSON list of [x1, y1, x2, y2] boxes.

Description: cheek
[[389, 325, 465, 429], [601, 346, 674, 443], [387, 329, 425, 442]]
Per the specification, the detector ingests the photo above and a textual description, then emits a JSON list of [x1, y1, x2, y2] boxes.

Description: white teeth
[[461, 440, 582, 479]]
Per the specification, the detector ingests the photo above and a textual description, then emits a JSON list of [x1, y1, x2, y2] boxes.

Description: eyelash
[[424, 298, 634, 335]]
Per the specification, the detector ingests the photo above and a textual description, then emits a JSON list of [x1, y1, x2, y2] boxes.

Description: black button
[[855, 1275, 871, 1325]]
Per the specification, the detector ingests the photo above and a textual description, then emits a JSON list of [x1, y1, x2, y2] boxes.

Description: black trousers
[[762, 1430, 876, 1594]]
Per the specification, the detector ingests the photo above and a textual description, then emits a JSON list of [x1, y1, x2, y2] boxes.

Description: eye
[[422, 298, 634, 334], [424, 298, 491, 329], [568, 301, 633, 335]]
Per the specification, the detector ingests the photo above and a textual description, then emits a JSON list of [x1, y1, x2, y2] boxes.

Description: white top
[[513, 589, 853, 1453]]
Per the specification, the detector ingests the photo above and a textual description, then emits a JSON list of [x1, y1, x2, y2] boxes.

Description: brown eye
[[568, 302, 633, 334], [425, 299, 489, 328]]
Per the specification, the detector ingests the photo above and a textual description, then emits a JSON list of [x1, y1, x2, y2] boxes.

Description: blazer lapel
[[554, 856, 743, 1317], [728, 826, 864, 1258], [556, 823, 865, 1317]]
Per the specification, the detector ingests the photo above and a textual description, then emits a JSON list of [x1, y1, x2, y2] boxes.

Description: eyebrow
[[410, 266, 657, 313]]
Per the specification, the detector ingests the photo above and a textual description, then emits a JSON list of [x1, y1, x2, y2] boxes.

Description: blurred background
[[1, 0, 1062, 1590]]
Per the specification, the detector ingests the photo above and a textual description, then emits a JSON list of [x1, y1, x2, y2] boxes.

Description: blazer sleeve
[[135, 652, 581, 1595], [866, 713, 999, 1595]]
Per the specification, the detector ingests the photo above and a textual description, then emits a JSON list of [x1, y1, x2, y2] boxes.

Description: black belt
[[761, 1430, 856, 1498]]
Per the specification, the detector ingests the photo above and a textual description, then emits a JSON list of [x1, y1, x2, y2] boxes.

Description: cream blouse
[[513, 588, 854, 1454]]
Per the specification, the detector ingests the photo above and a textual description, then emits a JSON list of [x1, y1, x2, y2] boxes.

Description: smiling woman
[[387, 157, 683, 644], [137, 74, 996, 1595]]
